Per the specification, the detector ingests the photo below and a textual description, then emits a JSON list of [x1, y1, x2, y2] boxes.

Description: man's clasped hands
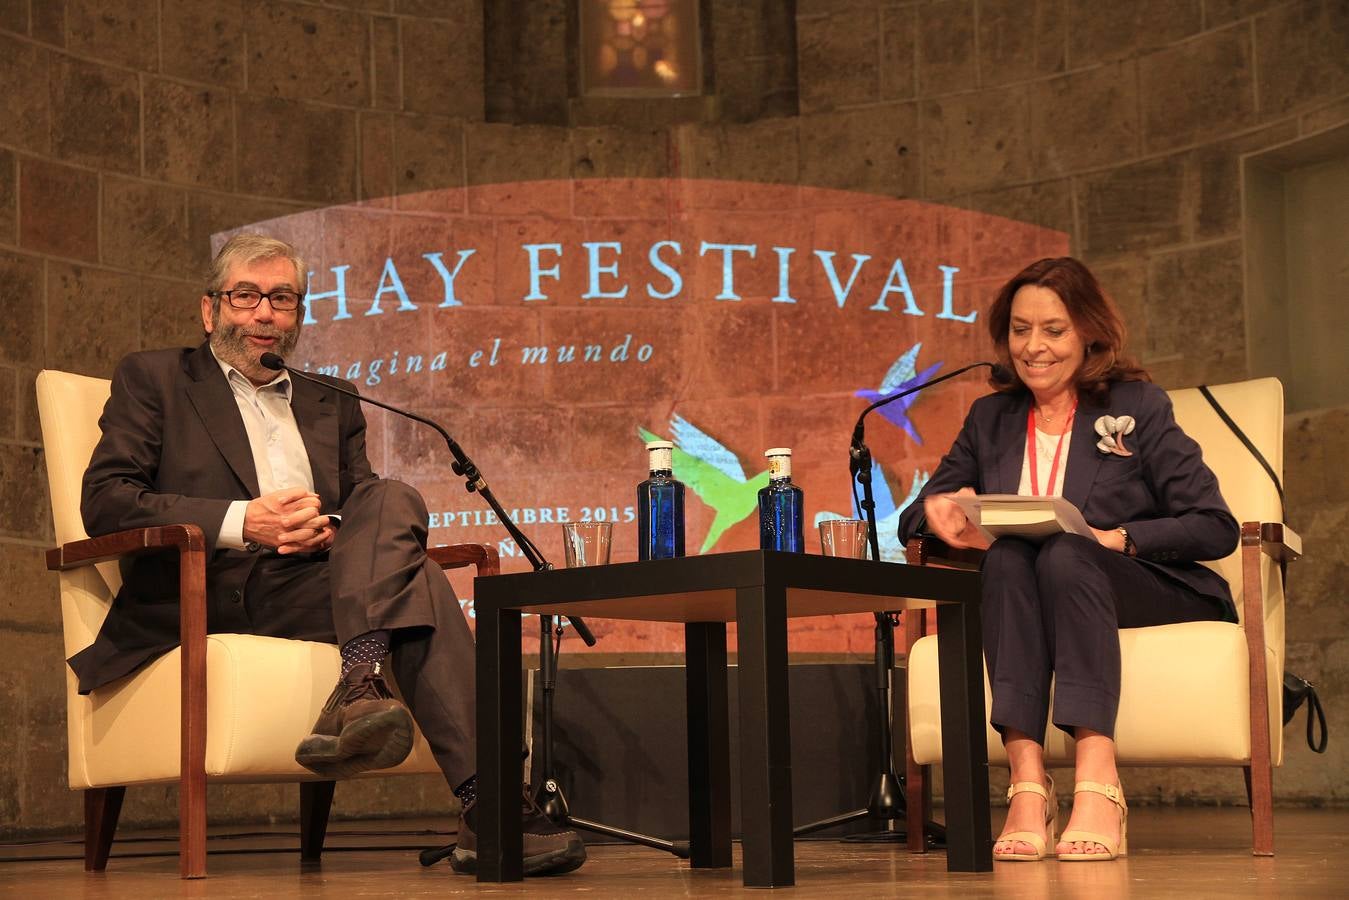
[[243, 487, 336, 554]]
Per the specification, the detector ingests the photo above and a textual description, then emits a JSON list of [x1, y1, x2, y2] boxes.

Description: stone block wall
[[2, 0, 1347, 837]]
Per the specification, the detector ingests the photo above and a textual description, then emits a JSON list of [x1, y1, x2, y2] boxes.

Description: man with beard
[[78, 233, 585, 877]]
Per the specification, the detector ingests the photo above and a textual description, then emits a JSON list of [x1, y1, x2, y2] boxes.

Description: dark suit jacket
[[74, 342, 375, 692], [897, 380, 1240, 621]]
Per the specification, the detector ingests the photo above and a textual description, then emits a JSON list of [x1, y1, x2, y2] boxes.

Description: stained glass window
[[580, 0, 702, 97]]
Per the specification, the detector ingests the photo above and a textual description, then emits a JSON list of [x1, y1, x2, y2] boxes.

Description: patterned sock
[[340, 630, 390, 678], [453, 775, 477, 808]]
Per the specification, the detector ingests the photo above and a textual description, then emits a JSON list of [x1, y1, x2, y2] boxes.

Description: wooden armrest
[[47, 522, 210, 868], [46, 524, 206, 571], [1242, 521, 1302, 563], [428, 542, 501, 577], [903, 535, 985, 570]]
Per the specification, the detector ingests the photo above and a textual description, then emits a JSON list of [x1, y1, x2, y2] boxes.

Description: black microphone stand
[[532, 632, 691, 857], [793, 361, 997, 844], [263, 356, 588, 630], [260, 357, 687, 861]]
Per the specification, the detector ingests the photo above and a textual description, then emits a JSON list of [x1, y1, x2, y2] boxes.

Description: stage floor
[[2, 807, 1347, 897]]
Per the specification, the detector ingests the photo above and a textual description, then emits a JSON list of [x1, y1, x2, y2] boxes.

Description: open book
[[945, 493, 1097, 544]]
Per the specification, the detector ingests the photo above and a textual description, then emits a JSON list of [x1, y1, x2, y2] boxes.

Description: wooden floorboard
[[2, 808, 1347, 897]]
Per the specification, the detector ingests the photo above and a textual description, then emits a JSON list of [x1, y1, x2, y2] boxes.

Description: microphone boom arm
[[263, 354, 596, 646], [850, 360, 1003, 562], [851, 360, 1001, 450]]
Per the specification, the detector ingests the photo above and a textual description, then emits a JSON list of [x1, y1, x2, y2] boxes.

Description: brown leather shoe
[[295, 662, 414, 778], [450, 788, 586, 876]]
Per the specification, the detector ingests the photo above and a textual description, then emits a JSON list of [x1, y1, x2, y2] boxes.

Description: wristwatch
[[1117, 526, 1134, 556]]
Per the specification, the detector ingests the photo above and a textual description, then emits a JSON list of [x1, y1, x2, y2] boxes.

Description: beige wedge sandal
[[993, 776, 1058, 862], [1058, 781, 1128, 861]]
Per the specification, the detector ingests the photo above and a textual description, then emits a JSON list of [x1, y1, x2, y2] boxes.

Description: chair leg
[[179, 769, 207, 878], [1237, 530, 1275, 857], [906, 758, 931, 853], [1245, 763, 1275, 856], [903, 609, 931, 853], [84, 786, 126, 871], [300, 781, 336, 862]]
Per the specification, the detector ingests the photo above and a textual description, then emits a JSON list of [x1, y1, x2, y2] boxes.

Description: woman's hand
[[924, 487, 989, 550], [1090, 526, 1127, 553]]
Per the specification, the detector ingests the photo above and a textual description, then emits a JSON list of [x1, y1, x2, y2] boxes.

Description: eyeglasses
[[210, 289, 303, 311]]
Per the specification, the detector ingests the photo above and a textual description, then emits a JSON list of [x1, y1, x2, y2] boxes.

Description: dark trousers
[[244, 478, 477, 787], [981, 532, 1225, 743]]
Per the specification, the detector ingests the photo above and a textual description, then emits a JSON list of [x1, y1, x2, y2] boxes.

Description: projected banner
[[218, 179, 1067, 654]]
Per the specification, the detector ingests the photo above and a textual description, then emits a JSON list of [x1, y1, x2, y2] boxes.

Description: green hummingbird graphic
[[638, 415, 771, 554]]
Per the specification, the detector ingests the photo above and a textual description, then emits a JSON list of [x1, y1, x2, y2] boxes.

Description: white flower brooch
[[1094, 415, 1136, 456]]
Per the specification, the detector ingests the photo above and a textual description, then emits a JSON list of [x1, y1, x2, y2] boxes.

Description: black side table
[[473, 550, 990, 887]]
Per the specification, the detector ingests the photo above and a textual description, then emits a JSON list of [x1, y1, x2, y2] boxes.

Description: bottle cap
[[765, 448, 792, 479], [764, 447, 792, 457], [646, 440, 674, 472]]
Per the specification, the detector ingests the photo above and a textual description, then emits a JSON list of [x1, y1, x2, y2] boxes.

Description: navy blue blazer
[[897, 380, 1239, 621]]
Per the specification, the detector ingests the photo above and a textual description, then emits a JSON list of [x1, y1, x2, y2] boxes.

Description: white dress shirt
[[212, 349, 316, 550]]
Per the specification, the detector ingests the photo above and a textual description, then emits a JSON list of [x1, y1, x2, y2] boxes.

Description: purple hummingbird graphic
[[854, 343, 943, 445]]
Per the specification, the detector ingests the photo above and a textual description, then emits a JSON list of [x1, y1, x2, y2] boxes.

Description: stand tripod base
[[567, 815, 691, 858], [791, 806, 945, 847], [841, 818, 946, 847], [536, 778, 690, 858], [792, 769, 944, 848], [842, 824, 909, 844]]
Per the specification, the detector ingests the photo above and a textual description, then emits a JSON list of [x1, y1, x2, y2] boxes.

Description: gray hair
[[206, 233, 308, 298]]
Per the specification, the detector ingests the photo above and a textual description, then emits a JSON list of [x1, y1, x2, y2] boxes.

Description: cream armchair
[[36, 369, 498, 878], [902, 377, 1299, 856]]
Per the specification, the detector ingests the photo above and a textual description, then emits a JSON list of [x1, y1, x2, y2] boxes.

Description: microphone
[[259, 352, 597, 647], [851, 360, 1012, 451], [261, 352, 478, 484], [847, 359, 1010, 565]]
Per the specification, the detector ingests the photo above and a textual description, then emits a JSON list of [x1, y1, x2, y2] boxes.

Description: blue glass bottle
[[638, 440, 685, 560], [758, 448, 805, 553]]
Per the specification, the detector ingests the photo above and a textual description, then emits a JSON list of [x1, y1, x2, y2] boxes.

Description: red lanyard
[[1026, 402, 1076, 496]]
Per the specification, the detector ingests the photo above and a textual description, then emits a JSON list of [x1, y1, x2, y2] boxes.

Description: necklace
[[1036, 403, 1068, 423]]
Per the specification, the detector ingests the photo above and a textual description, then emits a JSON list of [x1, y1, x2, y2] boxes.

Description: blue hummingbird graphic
[[854, 343, 943, 446], [638, 415, 770, 555], [814, 466, 930, 562]]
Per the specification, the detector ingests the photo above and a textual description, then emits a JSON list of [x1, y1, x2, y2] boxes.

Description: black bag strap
[[1305, 684, 1328, 754], [1203, 383, 1284, 588], [1198, 384, 1289, 589], [1198, 384, 1284, 515]]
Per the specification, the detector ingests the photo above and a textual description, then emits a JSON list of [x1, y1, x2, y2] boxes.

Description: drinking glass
[[818, 518, 869, 559], [562, 521, 613, 567]]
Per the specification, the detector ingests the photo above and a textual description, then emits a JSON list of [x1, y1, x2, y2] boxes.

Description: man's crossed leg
[[273, 478, 585, 876]]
